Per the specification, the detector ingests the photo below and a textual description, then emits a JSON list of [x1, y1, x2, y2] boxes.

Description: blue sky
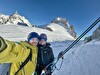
[[0, 0, 100, 37]]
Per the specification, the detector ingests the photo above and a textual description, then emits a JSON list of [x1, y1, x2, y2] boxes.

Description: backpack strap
[[14, 50, 32, 75]]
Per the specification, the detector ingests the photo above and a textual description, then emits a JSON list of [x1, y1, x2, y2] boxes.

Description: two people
[[35, 33, 64, 75], [0, 32, 55, 75]]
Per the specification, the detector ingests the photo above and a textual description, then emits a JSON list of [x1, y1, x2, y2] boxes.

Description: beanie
[[39, 33, 47, 41], [27, 32, 39, 42]]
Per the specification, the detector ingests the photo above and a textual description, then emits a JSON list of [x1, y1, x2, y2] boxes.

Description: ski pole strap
[[55, 58, 63, 70], [63, 17, 100, 55], [14, 50, 32, 75]]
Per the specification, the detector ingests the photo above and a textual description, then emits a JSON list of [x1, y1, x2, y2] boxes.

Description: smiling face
[[29, 38, 38, 46]]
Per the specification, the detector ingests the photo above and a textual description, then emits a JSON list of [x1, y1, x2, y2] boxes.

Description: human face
[[29, 38, 38, 46], [39, 39, 46, 45]]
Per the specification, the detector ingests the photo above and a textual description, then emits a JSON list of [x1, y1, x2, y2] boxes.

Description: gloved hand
[[41, 67, 47, 75], [58, 51, 64, 59], [45, 69, 51, 75], [42, 66, 52, 75], [0, 36, 7, 52]]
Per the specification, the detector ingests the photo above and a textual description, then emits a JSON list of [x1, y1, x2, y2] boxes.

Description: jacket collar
[[38, 43, 51, 48]]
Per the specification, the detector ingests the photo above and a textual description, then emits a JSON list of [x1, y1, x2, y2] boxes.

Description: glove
[[41, 67, 46, 75], [58, 51, 64, 59], [45, 69, 51, 75], [0, 36, 7, 52]]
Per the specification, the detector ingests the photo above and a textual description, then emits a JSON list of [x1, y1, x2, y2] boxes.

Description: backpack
[[0, 49, 32, 75]]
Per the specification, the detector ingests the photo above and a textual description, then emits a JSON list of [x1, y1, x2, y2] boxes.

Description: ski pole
[[42, 17, 100, 74], [57, 17, 100, 61], [63, 17, 100, 55]]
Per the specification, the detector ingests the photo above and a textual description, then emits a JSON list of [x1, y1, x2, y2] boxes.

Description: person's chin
[[32, 43, 37, 46]]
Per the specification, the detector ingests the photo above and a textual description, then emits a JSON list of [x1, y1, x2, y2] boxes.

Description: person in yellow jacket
[[0, 32, 39, 75]]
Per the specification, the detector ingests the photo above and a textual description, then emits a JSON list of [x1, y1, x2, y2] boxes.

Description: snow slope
[[52, 40, 100, 75], [0, 12, 76, 40], [0, 24, 74, 42], [0, 23, 100, 75], [39, 17, 76, 38]]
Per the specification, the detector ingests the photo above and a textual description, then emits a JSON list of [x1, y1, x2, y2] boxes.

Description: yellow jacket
[[0, 40, 38, 75]]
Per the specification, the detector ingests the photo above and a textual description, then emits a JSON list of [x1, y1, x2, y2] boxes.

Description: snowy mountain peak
[[0, 13, 76, 41], [50, 17, 76, 38], [39, 17, 77, 38], [52, 17, 69, 27], [14, 11, 19, 15], [11, 11, 21, 17], [0, 14, 9, 24], [0, 12, 32, 27], [55, 17, 67, 22]]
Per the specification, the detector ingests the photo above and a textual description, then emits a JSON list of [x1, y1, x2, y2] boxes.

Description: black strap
[[14, 50, 32, 75]]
